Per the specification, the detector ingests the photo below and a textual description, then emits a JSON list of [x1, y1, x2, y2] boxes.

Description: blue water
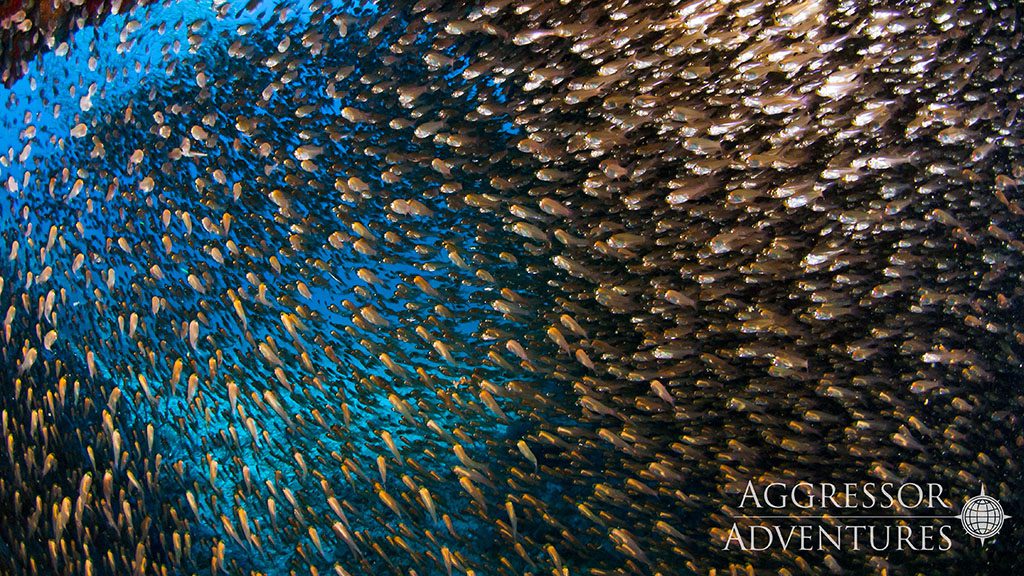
[[0, 1, 596, 574]]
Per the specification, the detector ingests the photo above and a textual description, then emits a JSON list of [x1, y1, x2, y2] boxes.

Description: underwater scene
[[0, 0, 1022, 574]]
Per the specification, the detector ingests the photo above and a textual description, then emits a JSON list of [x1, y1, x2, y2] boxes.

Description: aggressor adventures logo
[[723, 481, 1011, 552], [959, 486, 1009, 545]]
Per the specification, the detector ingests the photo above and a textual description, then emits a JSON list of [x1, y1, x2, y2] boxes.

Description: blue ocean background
[[0, 1, 602, 573]]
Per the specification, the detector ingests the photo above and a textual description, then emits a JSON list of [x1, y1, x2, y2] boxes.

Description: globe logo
[[959, 486, 1010, 545]]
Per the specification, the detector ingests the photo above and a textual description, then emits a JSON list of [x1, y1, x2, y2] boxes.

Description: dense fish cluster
[[1, 0, 1022, 575], [1, 0, 153, 86]]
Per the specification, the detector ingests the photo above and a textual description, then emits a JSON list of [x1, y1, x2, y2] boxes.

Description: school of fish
[[0, 0, 1022, 575]]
